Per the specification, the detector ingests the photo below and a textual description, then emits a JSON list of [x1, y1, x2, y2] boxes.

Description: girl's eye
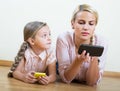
[[44, 34, 47, 36], [41, 33, 51, 38], [41, 34, 47, 38]]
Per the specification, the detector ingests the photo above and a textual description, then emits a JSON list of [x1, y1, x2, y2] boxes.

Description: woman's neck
[[74, 36, 91, 49]]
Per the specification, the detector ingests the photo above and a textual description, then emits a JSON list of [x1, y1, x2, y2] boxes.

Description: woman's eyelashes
[[78, 20, 95, 26]]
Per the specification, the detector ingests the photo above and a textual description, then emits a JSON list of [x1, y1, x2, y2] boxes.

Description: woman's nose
[[83, 24, 89, 30]]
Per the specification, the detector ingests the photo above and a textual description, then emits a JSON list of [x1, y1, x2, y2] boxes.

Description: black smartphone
[[78, 44, 104, 56]]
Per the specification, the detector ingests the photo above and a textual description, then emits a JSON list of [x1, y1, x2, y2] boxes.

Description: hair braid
[[8, 42, 28, 77]]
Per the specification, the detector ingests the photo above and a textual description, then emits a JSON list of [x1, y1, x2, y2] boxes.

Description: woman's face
[[72, 11, 96, 41]]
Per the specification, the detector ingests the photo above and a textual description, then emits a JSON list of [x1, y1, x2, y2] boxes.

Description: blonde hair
[[8, 21, 46, 77], [71, 4, 98, 25]]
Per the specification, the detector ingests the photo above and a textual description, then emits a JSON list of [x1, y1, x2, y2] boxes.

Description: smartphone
[[34, 72, 46, 78], [78, 44, 104, 56]]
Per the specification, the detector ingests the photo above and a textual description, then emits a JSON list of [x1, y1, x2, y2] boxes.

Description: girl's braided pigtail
[[8, 42, 28, 77]]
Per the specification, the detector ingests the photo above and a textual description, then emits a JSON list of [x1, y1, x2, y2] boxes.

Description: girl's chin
[[45, 45, 51, 49]]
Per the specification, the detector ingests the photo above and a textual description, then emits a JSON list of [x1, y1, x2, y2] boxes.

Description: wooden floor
[[0, 66, 120, 91]]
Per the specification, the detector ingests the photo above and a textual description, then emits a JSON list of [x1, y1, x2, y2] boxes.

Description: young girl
[[8, 21, 56, 85], [56, 4, 108, 86]]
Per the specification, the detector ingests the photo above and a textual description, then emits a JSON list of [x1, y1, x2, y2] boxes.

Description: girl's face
[[72, 11, 96, 41], [30, 25, 51, 51]]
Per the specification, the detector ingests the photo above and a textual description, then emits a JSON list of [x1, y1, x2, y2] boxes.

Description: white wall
[[0, 0, 120, 72]]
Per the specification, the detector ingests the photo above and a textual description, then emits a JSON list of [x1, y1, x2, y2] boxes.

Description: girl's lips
[[47, 42, 51, 45]]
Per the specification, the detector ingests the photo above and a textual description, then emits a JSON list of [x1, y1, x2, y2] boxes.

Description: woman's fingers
[[78, 50, 90, 62]]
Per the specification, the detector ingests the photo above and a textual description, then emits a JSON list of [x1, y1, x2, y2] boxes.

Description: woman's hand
[[77, 50, 91, 63], [38, 75, 50, 85], [23, 71, 38, 84]]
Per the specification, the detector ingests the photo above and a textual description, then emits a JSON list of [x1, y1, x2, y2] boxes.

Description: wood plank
[[0, 60, 13, 66], [1, 66, 120, 91], [0, 60, 120, 78], [103, 71, 120, 78]]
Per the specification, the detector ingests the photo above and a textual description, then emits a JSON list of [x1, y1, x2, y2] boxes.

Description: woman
[[56, 4, 108, 86]]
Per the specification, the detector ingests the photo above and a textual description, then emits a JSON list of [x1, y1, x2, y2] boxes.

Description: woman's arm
[[86, 57, 100, 86], [56, 35, 89, 83], [64, 51, 88, 82], [85, 36, 109, 86]]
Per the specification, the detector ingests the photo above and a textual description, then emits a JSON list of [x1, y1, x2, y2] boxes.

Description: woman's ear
[[27, 38, 35, 45]]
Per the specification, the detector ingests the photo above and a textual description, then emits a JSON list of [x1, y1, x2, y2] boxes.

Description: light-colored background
[[0, 0, 120, 72]]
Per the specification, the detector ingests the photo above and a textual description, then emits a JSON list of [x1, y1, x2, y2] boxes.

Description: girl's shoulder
[[24, 47, 37, 59], [46, 47, 56, 55]]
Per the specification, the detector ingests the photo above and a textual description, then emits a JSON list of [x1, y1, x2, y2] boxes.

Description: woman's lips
[[81, 32, 89, 36]]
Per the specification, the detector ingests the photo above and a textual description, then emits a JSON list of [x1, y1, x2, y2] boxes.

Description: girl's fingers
[[28, 71, 36, 79], [24, 72, 37, 83], [38, 77, 49, 85], [39, 79, 48, 85]]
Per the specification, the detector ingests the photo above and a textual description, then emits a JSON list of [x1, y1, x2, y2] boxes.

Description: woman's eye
[[89, 21, 95, 25], [78, 21, 85, 25], [79, 22, 84, 25], [89, 23, 94, 25]]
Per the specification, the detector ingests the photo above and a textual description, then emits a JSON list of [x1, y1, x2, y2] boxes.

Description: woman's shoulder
[[57, 31, 74, 44], [57, 31, 73, 39]]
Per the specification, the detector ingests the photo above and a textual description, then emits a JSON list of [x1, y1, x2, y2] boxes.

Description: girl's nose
[[47, 35, 51, 40]]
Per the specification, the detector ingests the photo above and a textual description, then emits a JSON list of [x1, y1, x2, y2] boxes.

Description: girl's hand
[[23, 71, 38, 84], [38, 75, 50, 85]]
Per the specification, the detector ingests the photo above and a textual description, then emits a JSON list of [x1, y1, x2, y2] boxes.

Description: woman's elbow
[[86, 80, 97, 86]]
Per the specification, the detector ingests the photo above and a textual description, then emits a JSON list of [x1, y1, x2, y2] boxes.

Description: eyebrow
[[78, 19, 95, 21]]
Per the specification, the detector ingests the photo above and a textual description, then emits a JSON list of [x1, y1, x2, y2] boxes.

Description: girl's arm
[[12, 58, 37, 83], [48, 61, 56, 82], [38, 61, 56, 85]]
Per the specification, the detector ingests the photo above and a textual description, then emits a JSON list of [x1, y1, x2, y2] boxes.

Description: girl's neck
[[31, 46, 45, 56]]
